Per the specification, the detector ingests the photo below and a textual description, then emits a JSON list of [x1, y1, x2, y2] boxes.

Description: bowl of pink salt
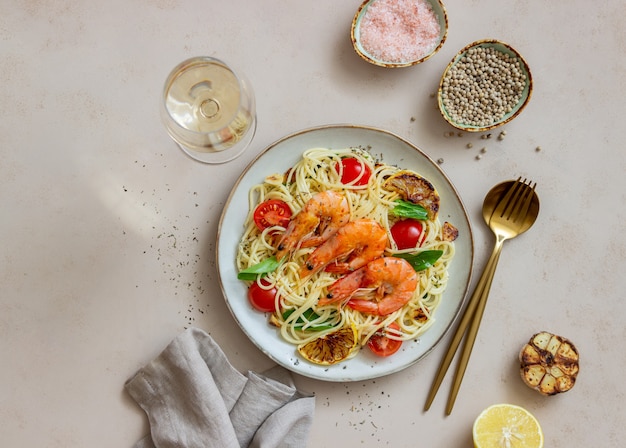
[[351, 0, 448, 68]]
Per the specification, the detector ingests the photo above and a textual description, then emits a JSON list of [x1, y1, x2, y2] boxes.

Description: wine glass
[[161, 56, 256, 164]]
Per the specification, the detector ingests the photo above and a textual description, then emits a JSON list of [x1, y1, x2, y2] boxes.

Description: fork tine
[[510, 180, 536, 223], [492, 176, 522, 220], [501, 179, 527, 220], [504, 178, 531, 218]]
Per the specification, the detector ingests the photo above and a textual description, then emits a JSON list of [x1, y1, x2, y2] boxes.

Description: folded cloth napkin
[[125, 327, 315, 448]]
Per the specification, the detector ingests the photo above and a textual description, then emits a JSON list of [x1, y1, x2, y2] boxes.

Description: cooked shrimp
[[319, 257, 418, 316], [299, 219, 387, 278], [276, 191, 350, 260]]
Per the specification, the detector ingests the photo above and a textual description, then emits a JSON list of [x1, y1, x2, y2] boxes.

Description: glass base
[[175, 116, 257, 164]]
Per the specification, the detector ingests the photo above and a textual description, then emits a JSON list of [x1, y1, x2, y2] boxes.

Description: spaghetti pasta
[[236, 147, 456, 364]]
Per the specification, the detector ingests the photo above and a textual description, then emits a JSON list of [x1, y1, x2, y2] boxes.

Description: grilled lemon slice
[[519, 331, 579, 395], [297, 324, 358, 365], [384, 170, 440, 220]]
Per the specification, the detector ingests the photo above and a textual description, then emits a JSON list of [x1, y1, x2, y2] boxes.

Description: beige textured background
[[1, 0, 624, 446]]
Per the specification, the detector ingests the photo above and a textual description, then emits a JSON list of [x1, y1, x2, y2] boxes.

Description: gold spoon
[[424, 178, 540, 414]]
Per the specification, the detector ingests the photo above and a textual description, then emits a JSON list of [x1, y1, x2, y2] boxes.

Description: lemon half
[[473, 403, 544, 448]]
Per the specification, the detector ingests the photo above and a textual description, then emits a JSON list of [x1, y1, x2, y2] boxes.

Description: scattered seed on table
[[536, 146, 542, 152], [480, 147, 487, 154], [475, 154, 482, 160], [437, 158, 444, 164], [466, 142, 473, 149]]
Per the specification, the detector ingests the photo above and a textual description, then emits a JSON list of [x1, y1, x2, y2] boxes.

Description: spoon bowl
[[483, 180, 540, 234]]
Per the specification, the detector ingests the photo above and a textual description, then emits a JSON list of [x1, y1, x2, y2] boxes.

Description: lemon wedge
[[473, 404, 544, 448], [297, 324, 358, 365]]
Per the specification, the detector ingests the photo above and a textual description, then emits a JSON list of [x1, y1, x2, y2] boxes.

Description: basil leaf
[[282, 308, 336, 331], [394, 250, 443, 271], [237, 256, 281, 281], [390, 199, 429, 220]]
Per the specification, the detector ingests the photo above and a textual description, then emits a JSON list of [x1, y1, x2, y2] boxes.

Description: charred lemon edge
[[383, 170, 440, 220], [297, 323, 359, 366]]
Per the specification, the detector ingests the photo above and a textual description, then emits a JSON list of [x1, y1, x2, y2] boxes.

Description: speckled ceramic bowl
[[437, 39, 533, 132], [351, 0, 448, 68]]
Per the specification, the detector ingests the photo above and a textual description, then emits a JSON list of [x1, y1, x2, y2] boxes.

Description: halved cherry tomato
[[390, 219, 424, 250], [253, 200, 292, 231], [335, 157, 372, 186], [367, 322, 402, 357], [247, 278, 277, 312]]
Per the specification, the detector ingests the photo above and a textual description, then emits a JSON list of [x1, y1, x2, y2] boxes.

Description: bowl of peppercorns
[[437, 39, 533, 131]]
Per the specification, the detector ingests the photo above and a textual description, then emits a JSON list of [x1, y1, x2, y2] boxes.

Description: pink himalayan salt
[[358, 0, 441, 63]]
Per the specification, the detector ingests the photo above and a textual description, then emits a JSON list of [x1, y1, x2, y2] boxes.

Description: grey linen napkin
[[125, 327, 315, 448]]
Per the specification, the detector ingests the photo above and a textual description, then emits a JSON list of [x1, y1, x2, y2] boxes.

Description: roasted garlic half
[[519, 331, 579, 395]]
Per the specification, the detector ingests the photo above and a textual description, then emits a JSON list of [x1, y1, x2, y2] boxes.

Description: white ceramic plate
[[216, 124, 473, 382]]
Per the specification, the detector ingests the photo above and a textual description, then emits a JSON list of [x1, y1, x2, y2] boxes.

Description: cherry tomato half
[[335, 157, 372, 186], [367, 322, 402, 357], [247, 278, 277, 312], [253, 200, 292, 231], [391, 219, 424, 250]]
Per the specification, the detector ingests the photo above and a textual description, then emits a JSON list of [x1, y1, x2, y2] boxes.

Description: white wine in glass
[[161, 57, 256, 164]]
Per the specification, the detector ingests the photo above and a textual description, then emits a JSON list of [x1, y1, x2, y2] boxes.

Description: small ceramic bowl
[[437, 39, 533, 132], [351, 0, 448, 68]]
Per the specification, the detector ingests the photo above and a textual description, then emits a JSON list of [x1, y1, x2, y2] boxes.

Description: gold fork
[[424, 178, 540, 414]]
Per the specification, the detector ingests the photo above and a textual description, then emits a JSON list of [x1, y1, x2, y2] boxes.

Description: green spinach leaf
[[282, 308, 336, 331], [390, 199, 429, 220], [237, 256, 281, 281], [394, 250, 443, 271]]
